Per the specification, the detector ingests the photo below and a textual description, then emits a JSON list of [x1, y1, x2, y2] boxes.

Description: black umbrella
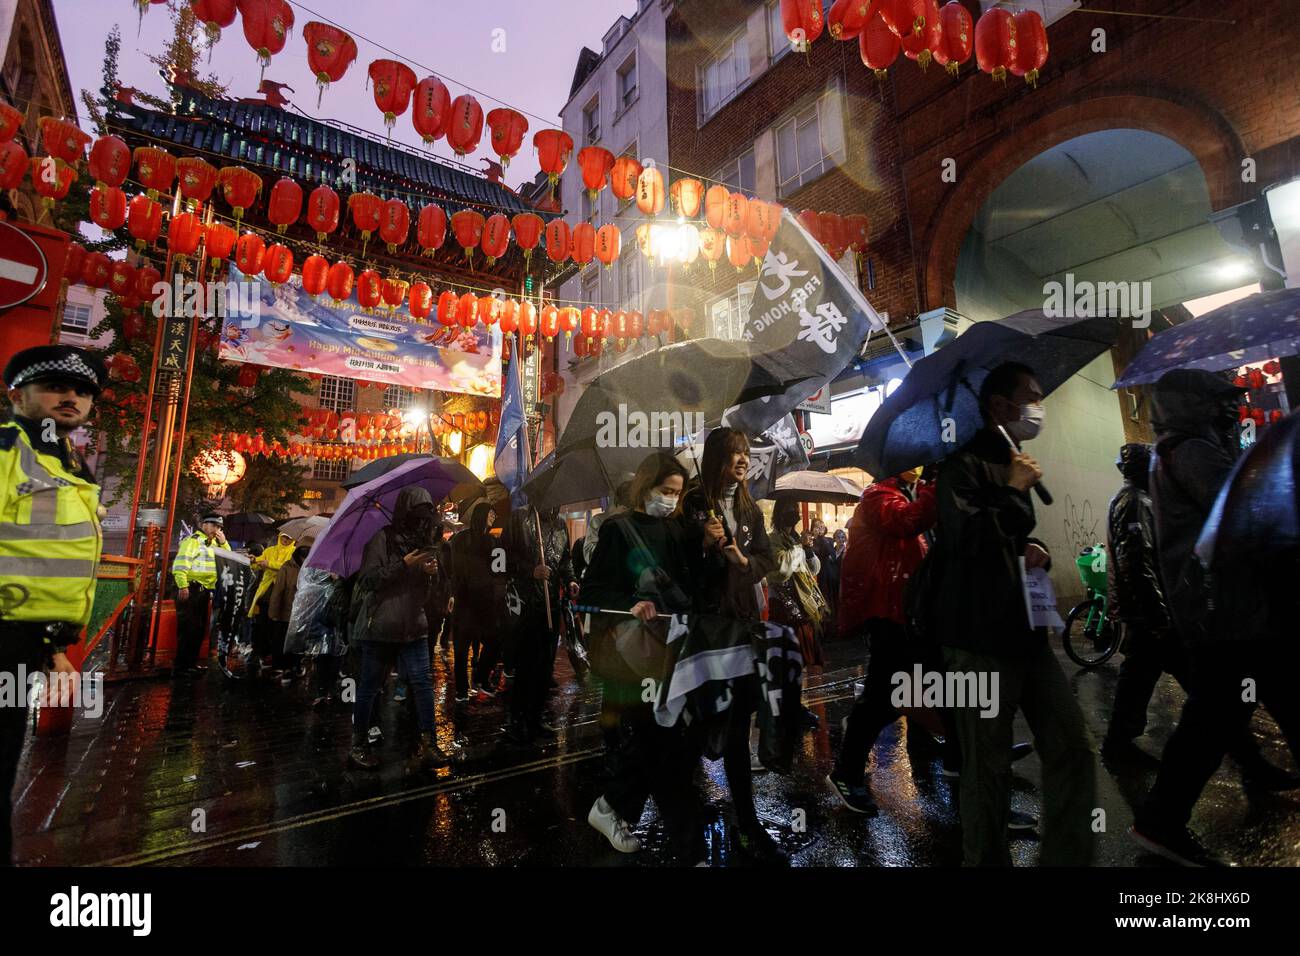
[[555, 337, 810, 486], [340, 453, 432, 489], [522, 448, 635, 510], [855, 311, 1120, 503], [223, 512, 276, 542]]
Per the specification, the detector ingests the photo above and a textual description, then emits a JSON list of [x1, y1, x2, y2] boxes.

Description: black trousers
[[175, 585, 211, 670], [510, 601, 558, 725], [601, 696, 704, 857], [1, 626, 47, 865], [1139, 640, 1300, 832], [833, 619, 959, 785], [452, 601, 498, 695]]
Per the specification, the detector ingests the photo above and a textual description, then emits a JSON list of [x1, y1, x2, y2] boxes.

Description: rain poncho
[[249, 534, 295, 615]]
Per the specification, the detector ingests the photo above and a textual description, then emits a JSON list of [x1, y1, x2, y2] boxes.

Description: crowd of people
[[4, 343, 1298, 867]]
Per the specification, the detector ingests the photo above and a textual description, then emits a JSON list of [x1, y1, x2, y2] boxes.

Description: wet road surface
[[13, 635, 1300, 866]]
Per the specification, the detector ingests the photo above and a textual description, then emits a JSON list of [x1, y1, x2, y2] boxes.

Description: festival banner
[[218, 266, 502, 398]]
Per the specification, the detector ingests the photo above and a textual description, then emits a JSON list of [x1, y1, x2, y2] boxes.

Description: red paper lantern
[[478, 295, 502, 327], [267, 177, 303, 233], [379, 198, 410, 253], [89, 185, 127, 231], [437, 290, 458, 326], [126, 194, 162, 250], [37, 117, 90, 165], [301, 253, 329, 296], [382, 277, 409, 310], [545, 218, 571, 263], [859, 12, 901, 78], [820, 211, 848, 259], [30, 156, 74, 218], [62, 242, 86, 283], [481, 213, 511, 265], [636, 165, 666, 217], [204, 222, 237, 270], [237, 0, 295, 75], [829, 0, 873, 39], [218, 165, 263, 227], [457, 292, 479, 329], [123, 312, 148, 342], [699, 228, 726, 273], [0, 140, 27, 190], [570, 221, 596, 266], [307, 185, 340, 242], [167, 210, 204, 262], [235, 232, 266, 276], [88, 135, 130, 188], [578, 146, 615, 202], [900, 0, 943, 69], [974, 6, 1016, 82], [450, 209, 485, 264], [723, 192, 749, 239], [670, 178, 704, 218], [595, 224, 621, 269], [412, 76, 451, 144], [417, 203, 447, 255], [580, 306, 605, 342], [797, 208, 823, 242], [611, 155, 642, 204], [499, 299, 519, 335], [539, 305, 560, 340], [356, 269, 383, 308], [301, 21, 355, 107], [446, 94, 485, 157], [747, 235, 771, 264], [934, 1, 974, 75], [133, 146, 176, 199], [0, 102, 24, 142], [844, 213, 870, 260], [780, 0, 825, 53], [264, 243, 294, 284], [558, 306, 579, 340], [191, 0, 238, 52], [348, 191, 383, 255], [512, 212, 544, 268], [409, 281, 433, 319], [108, 260, 136, 299], [533, 129, 574, 192], [746, 200, 775, 243], [626, 309, 644, 339], [1011, 10, 1048, 87], [727, 235, 752, 272], [81, 253, 112, 289], [487, 108, 528, 167], [705, 184, 729, 230], [368, 59, 418, 131], [135, 265, 162, 300], [176, 157, 219, 206], [517, 301, 538, 337]]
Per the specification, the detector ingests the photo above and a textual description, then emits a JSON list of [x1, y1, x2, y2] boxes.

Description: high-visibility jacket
[[0, 421, 103, 627], [173, 531, 218, 589], [249, 537, 295, 614]]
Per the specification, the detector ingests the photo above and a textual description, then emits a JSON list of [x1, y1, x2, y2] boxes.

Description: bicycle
[[1061, 544, 1122, 667]]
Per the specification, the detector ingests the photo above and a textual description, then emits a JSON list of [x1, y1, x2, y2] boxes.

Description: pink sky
[[52, 0, 631, 190]]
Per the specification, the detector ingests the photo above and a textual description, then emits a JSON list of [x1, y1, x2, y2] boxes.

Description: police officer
[[172, 513, 227, 677], [1, 345, 105, 865]]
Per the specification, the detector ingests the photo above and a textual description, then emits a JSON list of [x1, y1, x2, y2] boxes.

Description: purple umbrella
[[304, 457, 480, 578]]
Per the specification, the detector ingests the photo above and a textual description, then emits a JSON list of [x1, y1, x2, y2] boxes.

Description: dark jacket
[[505, 505, 574, 607], [1150, 381, 1240, 645], [449, 501, 498, 611], [581, 510, 695, 615], [933, 429, 1040, 658], [351, 487, 435, 643], [681, 484, 774, 621], [267, 548, 306, 624], [1106, 481, 1169, 629]]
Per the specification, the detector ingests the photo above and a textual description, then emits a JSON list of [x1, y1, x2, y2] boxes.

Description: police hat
[[3, 345, 107, 396], [201, 513, 224, 527]]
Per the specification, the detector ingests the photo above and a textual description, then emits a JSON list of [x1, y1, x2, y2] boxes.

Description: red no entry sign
[[0, 219, 49, 310]]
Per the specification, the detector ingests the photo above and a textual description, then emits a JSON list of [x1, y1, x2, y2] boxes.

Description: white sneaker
[[750, 750, 768, 773], [588, 796, 641, 853]]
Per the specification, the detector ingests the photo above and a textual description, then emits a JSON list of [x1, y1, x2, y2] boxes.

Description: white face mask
[[645, 493, 678, 518], [1006, 402, 1045, 443]]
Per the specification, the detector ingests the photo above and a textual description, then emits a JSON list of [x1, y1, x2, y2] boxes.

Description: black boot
[[407, 731, 451, 772], [348, 733, 380, 770]]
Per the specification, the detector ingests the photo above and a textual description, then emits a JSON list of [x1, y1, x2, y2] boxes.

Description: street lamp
[[191, 449, 247, 500]]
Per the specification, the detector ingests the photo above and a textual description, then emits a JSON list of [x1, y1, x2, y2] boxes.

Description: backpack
[[902, 548, 941, 647]]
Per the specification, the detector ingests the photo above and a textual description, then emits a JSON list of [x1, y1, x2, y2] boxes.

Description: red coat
[[837, 478, 937, 633]]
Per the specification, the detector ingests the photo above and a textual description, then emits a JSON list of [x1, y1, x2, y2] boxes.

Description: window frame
[[582, 96, 601, 146], [312, 457, 352, 482], [774, 81, 847, 199], [617, 52, 638, 113], [382, 384, 415, 412], [317, 375, 356, 414], [696, 25, 751, 123], [713, 147, 757, 196], [61, 302, 92, 334]]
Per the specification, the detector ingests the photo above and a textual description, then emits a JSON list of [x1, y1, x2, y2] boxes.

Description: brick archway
[[921, 92, 1249, 309]]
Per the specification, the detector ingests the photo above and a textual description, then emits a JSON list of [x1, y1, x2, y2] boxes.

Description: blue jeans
[[354, 640, 435, 737]]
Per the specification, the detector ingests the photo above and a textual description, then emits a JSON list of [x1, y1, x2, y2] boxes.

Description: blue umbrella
[[856, 311, 1119, 489], [1114, 287, 1300, 387], [303, 456, 478, 578]]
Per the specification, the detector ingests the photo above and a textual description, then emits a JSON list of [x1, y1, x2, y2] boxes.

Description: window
[[766, 0, 793, 64], [581, 188, 596, 221], [583, 98, 600, 145], [714, 149, 756, 196], [775, 86, 846, 197], [62, 303, 92, 334], [708, 283, 755, 341], [699, 28, 750, 120], [621, 249, 641, 312], [317, 375, 355, 413], [617, 53, 638, 111], [383, 384, 415, 411], [981, 0, 1078, 26], [312, 457, 351, 482], [582, 267, 600, 304]]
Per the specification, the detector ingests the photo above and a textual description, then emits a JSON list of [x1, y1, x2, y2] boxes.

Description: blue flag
[[494, 344, 529, 504]]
